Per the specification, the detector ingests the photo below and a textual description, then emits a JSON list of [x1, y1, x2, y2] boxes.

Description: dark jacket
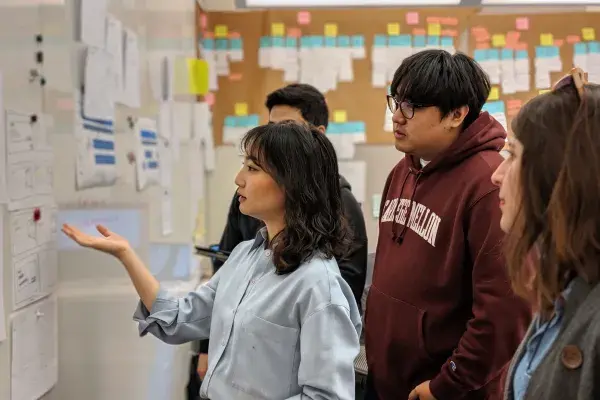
[[504, 277, 600, 400], [365, 112, 531, 400], [198, 175, 368, 354]]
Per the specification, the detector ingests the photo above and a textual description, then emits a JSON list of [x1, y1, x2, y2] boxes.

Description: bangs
[[240, 126, 270, 171]]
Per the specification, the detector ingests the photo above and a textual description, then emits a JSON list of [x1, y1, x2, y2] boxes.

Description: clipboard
[[194, 246, 231, 262]]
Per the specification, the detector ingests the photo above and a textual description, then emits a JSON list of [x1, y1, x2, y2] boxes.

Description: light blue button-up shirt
[[134, 229, 362, 399]]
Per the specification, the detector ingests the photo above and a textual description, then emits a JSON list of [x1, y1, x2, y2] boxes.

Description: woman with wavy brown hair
[[491, 68, 600, 400]]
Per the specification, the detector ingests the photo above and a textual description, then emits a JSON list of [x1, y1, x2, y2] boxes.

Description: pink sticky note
[[406, 12, 419, 25], [516, 17, 529, 31], [204, 92, 215, 106], [297, 11, 311, 25], [200, 14, 208, 29]]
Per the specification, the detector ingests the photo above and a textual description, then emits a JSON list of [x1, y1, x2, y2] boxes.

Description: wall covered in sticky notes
[[468, 12, 600, 135], [201, 7, 476, 145]]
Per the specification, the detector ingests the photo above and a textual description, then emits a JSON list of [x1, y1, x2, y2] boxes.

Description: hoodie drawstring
[[392, 168, 422, 244]]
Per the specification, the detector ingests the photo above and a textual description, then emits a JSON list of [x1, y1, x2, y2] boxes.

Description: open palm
[[62, 223, 130, 257]]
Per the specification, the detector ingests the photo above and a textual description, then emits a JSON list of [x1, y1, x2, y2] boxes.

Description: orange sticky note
[[582, 27, 596, 41], [540, 33, 554, 46], [566, 35, 581, 44], [229, 73, 242, 81], [441, 29, 458, 37], [271, 23, 285, 36], [488, 87, 500, 101], [428, 23, 441, 36], [324, 23, 338, 37], [287, 27, 302, 38], [554, 39, 564, 47], [387, 23, 400, 36], [492, 34, 506, 47]]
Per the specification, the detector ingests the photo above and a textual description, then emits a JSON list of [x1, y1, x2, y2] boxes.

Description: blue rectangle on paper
[[327, 123, 341, 134], [588, 41, 600, 54], [389, 35, 411, 47], [441, 36, 453, 47], [230, 38, 243, 50], [488, 49, 500, 60], [95, 154, 116, 165], [147, 161, 159, 169], [516, 50, 528, 60], [501, 49, 514, 60], [574, 43, 587, 55], [482, 101, 505, 115], [141, 129, 157, 140], [145, 150, 153, 159], [325, 37, 336, 47], [427, 35, 440, 47], [351, 35, 365, 47], [272, 37, 285, 47], [202, 38, 215, 50], [247, 114, 260, 127], [215, 39, 228, 51], [338, 35, 351, 48], [224, 116, 236, 127], [312, 36, 324, 47], [300, 36, 312, 48], [286, 37, 297, 48], [374, 34, 387, 47], [92, 139, 114, 150], [356, 121, 366, 133], [413, 35, 426, 47], [259, 36, 271, 48], [474, 49, 487, 62]]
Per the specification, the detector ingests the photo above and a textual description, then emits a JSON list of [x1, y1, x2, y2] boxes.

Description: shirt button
[[265, 250, 272, 257], [561, 345, 583, 370]]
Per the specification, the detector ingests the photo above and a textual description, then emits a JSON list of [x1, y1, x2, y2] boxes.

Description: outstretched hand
[[62, 223, 131, 258]]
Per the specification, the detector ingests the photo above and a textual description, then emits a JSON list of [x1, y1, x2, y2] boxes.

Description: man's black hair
[[390, 49, 491, 130], [265, 83, 329, 129]]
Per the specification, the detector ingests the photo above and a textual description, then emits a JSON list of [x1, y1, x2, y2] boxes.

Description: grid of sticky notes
[[374, 15, 458, 50], [224, 114, 260, 129], [202, 25, 244, 61]]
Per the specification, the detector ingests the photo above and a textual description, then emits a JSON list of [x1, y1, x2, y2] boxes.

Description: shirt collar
[[250, 227, 268, 251]]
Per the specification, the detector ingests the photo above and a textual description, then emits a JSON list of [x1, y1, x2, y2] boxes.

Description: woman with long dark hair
[[491, 68, 600, 400], [62, 121, 361, 399]]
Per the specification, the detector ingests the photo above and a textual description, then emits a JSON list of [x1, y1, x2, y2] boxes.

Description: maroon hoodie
[[364, 112, 531, 400]]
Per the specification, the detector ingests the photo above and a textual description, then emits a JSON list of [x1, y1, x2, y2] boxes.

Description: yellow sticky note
[[387, 23, 401, 36], [333, 110, 347, 123], [492, 34, 506, 47], [325, 23, 338, 37], [582, 27, 596, 41], [235, 103, 248, 116], [488, 87, 499, 101], [540, 33, 554, 46], [427, 23, 441, 36], [271, 23, 285, 36], [186, 58, 209, 95], [214, 25, 228, 38]]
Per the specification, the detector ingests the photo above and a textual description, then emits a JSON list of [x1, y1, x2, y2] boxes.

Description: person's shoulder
[[294, 256, 349, 301]]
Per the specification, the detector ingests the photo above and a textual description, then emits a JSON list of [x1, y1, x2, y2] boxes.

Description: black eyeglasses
[[386, 95, 430, 120]]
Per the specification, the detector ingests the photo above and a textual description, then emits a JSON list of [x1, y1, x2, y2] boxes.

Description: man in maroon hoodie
[[364, 50, 531, 400]]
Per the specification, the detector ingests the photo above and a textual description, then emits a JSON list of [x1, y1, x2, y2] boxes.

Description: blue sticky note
[[325, 37, 336, 48], [247, 114, 260, 127], [202, 38, 215, 50], [482, 101, 505, 115], [236, 116, 248, 127], [488, 49, 500, 60], [413, 35, 426, 48], [501, 49, 514, 60], [312, 36, 324, 47], [338, 35, 351, 48], [351, 35, 365, 47], [224, 116, 236, 127], [300, 36, 312, 48], [327, 123, 340, 134], [574, 43, 587, 55], [389, 34, 411, 47], [259, 36, 271, 48], [516, 50, 528, 60], [427, 35, 440, 47], [286, 37, 297, 48], [230, 38, 243, 50], [547, 46, 560, 58], [272, 37, 285, 48], [474, 49, 487, 62], [441, 36, 453, 47], [356, 121, 366, 133], [374, 34, 387, 47], [588, 41, 600, 54], [215, 39, 228, 51], [535, 46, 545, 58]]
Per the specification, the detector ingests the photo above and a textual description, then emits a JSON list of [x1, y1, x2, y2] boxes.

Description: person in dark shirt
[[187, 84, 368, 399]]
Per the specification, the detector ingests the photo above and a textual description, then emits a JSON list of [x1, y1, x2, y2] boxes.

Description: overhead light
[[245, 0, 461, 7]]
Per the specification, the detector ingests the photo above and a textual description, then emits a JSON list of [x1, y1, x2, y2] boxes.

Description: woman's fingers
[[96, 224, 111, 237]]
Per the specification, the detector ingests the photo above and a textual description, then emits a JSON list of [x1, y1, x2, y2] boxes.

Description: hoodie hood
[[408, 112, 507, 173]]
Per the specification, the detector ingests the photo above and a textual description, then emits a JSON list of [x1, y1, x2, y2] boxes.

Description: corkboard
[[467, 12, 600, 133], [198, 7, 479, 145]]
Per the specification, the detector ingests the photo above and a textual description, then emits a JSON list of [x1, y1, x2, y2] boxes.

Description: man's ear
[[449, 105, 469, 129], [316, 125, 326, 134]]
